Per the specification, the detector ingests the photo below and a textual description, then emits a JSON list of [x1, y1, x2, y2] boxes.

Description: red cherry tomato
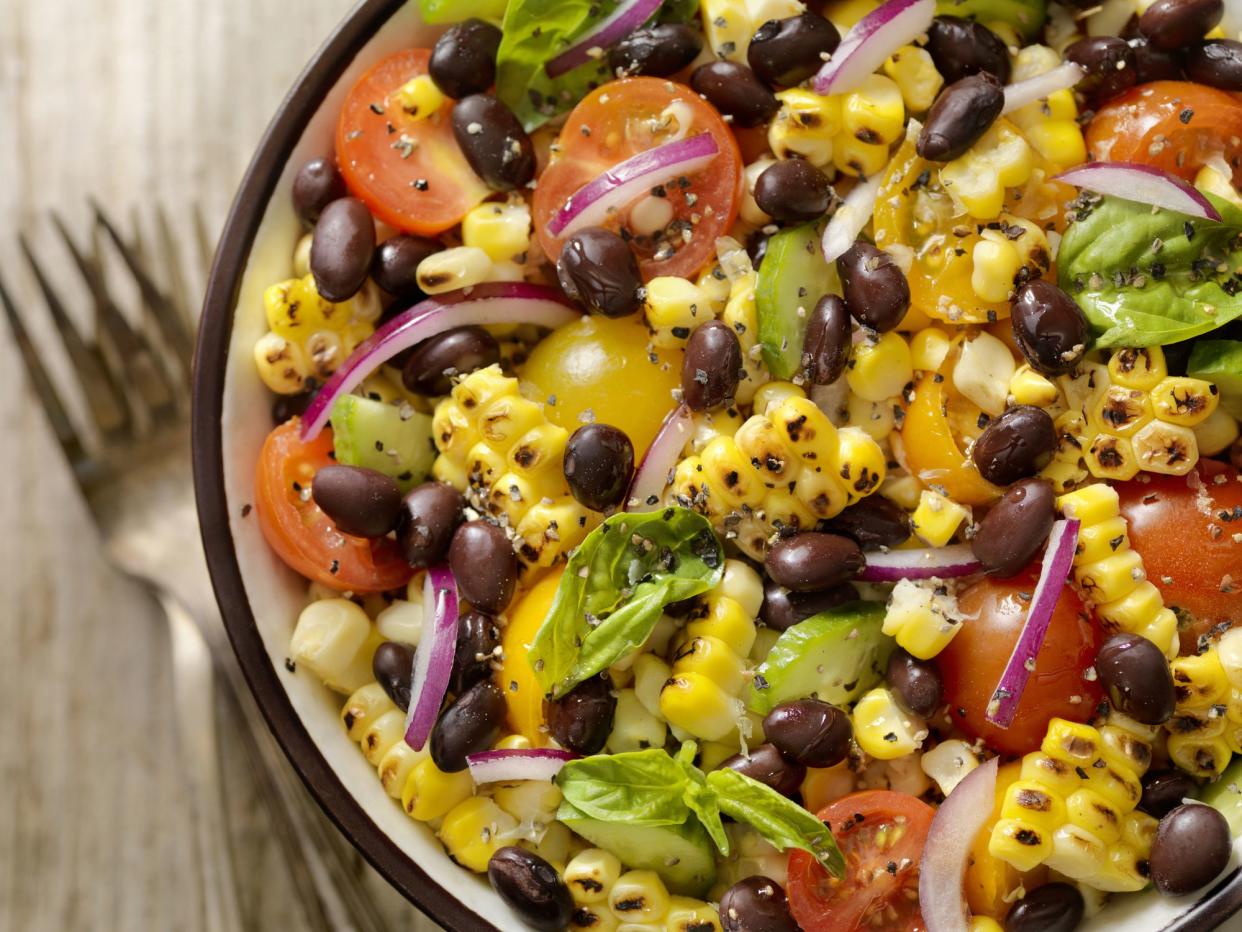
[[938, 570, 1103, 756], [787, 791, 935, 932]]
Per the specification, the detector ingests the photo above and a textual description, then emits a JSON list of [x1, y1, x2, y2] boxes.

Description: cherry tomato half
[[532, 77, 743, 282], [787, 791, 935, 932], [1118, 461, 1242, 654], [336, 49, 490, 236], [255, 420, 414, 593], [899, 371, 1001, 507]]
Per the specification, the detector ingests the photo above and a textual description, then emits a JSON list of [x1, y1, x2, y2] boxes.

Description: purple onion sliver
[[985, 518, 1080, 729], [857, 544, 982, 582], [919, 757, 999, 932], [1055, 161, 1223, 223], [1000, 62, 1084, 115], [466, 748, 579, 784], [812, 0, 936, 95], [545, 0, 664, 78], [403, 565, 460, 750], [624, 404, 693, 513]]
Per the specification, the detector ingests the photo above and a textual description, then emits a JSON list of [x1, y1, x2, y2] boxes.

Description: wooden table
[[0, 1, 437, 928]]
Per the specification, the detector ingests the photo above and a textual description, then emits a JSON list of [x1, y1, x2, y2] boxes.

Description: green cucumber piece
[[1188, 339, 1242, 420], [935, 0, 1047, 37], [557, 801, 717, 897], [747, 602, 892, 715], [330, 394, 435, 492], [756, 221, 839, 380], [1201, 757, 1242, 836], [417, 0, 508, 23]]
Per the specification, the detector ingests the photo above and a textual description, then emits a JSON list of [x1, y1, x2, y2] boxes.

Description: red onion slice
[[547, 133, 720, 239], [624, 404, 693, 512], [822, 172, 884, 263], [985, 519, 1080, 728], [812, 0, 936, 95], [402, 565, 460, 751], [299, 283, 578, 441], [1055, 161, 1223, 223], [1001, 62, 1084, 115], [858, 544, 982, 582], [920, 756, 1000, 932], [466, 748, 579, 784], [545, 0, 664, 78]]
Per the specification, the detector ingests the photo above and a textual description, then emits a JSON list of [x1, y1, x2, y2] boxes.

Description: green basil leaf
[[674, 742, 729, 856], [706, 768, 845, 879], [556, 748, 691, 825], [531, 508, 724, 697], [657, 0, 701, 22], [935, 0, 1046, 37], [1057, 193, 1242, 348]]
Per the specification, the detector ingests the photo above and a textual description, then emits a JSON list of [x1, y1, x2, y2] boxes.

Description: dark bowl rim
[[190, 2, 1242, 930]]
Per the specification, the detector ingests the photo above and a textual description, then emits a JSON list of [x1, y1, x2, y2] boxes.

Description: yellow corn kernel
[[1009, 365, 1059, 408], [836, 426, 886, 505], [1075, 549, 1146, 604], [1107, 347, 1167, 391], [910, 489, 970, 547], [673, 636, 746, 696], [700, 436, 766, 509], [1095, 581, 1164, 635], [989, 818, 1053, 872], [1093, 386, 1153, 437], [970, 918, 1004, 932], [848, 331, 913, 403], [493, 779, 562, 826], [254, 332, 310, 394], [264, 276, 339, 338], [1065, 788, 1123, 844], [507, 422, 570, 478], [402, 758, 473, 822], [954, 331, 1016, 417], [718, 559, 764, 618], [701, 0, 753, 62], [752, 381, 804, 417], [565, 848, 623, 905], [608, 689, 669, 753], [462, 200, 532, 263], [1058, 484, 1120, 524], [660, 672, 740, 743], [571, 905, 619, 931], [884, 45, 943, 113], [1167, 731, 1232, 778], [514, 498, 594, 568], [393, 74, 445, 120], [841, 75, 905, 147], [910, 327, 952, 373], [1023, 120, 1087, 172], [1172, 651, 1231, 709], [1220, 629, 1242, 688], [438, 796, 517, 872], [1020, 752, 1082, 799], [768, 395, 840, 468], [1001, 780, 1068, 827], [416, 246, 492, 294], [609, 870, 671, 923], [1085, 434, 1140, 482], [971, 236, 1024, 303], [360, 708, 407, 766], [696, 264, 731, 315], [853, 687, 925, 759], [1042, 825, 1135, 892], [795, 468, 852, 520], [644, 276, 712, 347], [633, 653, 672, 719], [1194, 407, 1241, 456], [1136, 608, 1180, 661], [769, 89, 840, 166], [846, 393, 897, 441], [1151, 376, 1220, 427], [735, 415, 801, 484], [477, 395, 545, 454], [665, 898, 722, 932], [341, 683, 396, 742], [833, 134, 890, 179], [882, 578, 963, 659], [378, 740, 425, 798], [1074, 515, 1130, 565], [940, 121, 1034, 220], [741, 157, 777, 225], [1132, 419, 1199, 475]]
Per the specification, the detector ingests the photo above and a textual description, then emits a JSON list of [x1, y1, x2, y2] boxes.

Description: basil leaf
[[706, 768, 845, 879], [531, 508, 724, 697], [675, 742, 729, 855], [935, 0, 1046, 38], [557, 749, 690, 825], [1057, 193, 1242, 348]]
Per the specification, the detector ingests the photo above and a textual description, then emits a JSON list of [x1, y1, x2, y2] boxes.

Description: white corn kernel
[[416, 246, 492, 294], [375, 598, 423, 646], [290, 599, 375, 694]]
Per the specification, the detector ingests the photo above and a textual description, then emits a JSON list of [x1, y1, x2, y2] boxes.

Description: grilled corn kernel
[[674, 635, 747, 696], [360, 708, 407, 765], [571, 905, 620, 931], [1065, 788, 1123, 844], [837, 426, 887, 504], [735, 415, 800, 484], [664, 898, 722, 932], [971, 236, 1024, 303], [884, 45, 943, 112], [394, 74, 445, 120], [910, 490, 970, 548], [1194, 407, 1240, 456], [1107, 347, 1167, 391], [910, 327, 952, 373], [645, 276, 712, 348], [566, 848, 623, 905], [1151, 376, 1219, 427], [940, 121, 1035, 220], [1085, 434, 1140, 482], [1093, 386, 1153, 437], [853, 687, 926, 759], [291, 599, 376, 694], [1132, 419, 1199, 476], [769, 89, 840, 166], [700, 435, 766, 509], [883, 577, 963, 658], [378, 740, 425, 798], [989, 818, 1053, 872], [402, 757, 473, 822], [1009, 365, 1060, 408], [833, 135, 891, 179], [610, 870, 671, 923], [439, 796, 517, 872], [254, 332, 311, 394], [462, 200, 532, 263], [342, 683, 396, 741], [848, 331, 914, 402], [609, 689, 670, 752], [1168, 731, 1232, 778], [841, 74, 905, 147], [846, 393, 897, 441], [416, 246, 492, 294], [769, 394, 840, 465], [660, 673, 740, 743], [954, 331, 1017, 417]]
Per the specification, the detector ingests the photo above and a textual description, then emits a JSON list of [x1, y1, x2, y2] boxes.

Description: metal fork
[[0, 207, 392, 932]]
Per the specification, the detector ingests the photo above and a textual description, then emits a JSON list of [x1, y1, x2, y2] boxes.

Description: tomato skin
[[787, 791, 934, 932], [256, 420, 414, 593], [532, 77, 743, 282], [336, 49, 490, 236], [1086, 81, 1242, 187], [939, 572, 1103, 756], [1117, 462, 1242, 654]]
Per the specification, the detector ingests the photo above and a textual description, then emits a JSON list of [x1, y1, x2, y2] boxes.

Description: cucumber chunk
[[557, 801, 717, 897], [1202, 757, 1242, 837], [330, 394, 434, 492], [756, 221, 839, 380], [747, 601, 892, 715], [1188, 339, 1242, 420]]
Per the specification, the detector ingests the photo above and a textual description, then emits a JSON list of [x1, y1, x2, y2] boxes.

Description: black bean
[[451, 94, 535, 191], [719, 876, 799, 932], [373, 641, 415, 711], [683, 320, 742, 411], [429, 19, 502, 99], [690, 61, 780, 128], [310, 198, 376, 302], [1150, 804, 1232, 896], [837, 242, 910, 332], [544, 672, 617, 754], [556, 227, 643, 318], [1185, 39, 1242, 90], [563, 424, 635, 512], [754, 159, 833, 222], [972, 479, 1055, 578], [925, 16, 1012, 85], [396, 482, 466, 567], [765, 532, 864, 592], [451, 609, 501, 694], [1004, 883, 1084, 932], [371, 234, 438, 299], [720, 744, 805, 798], [1140, 770, 1199, 819], [1140, 0, 1224, 50], [487, 847, 575, 932], [401, 326, 500, 396], [448, 520, 518, 613], [823, 496, 911, 551], [272, 389, 314, 425], [292, 157, 347, 225], [748, 229, 772, 268], [971, 406, 1057, 486], [1065, 37, 1137, 106], [609, 23, 702, 77], [886, 648, 944, 718], [748, 13, 841, 87], [1129, 36, 1186, 83], [1096, 633, 1175, 725], [802, 294, 852, 385], [430, 678, 507, 772], [760, 580, 859, 631], [916, 73, 1004, 163], [1010, 280, 1089, 376], [763, 700, 852, 768], [311, 464, 402, 538]]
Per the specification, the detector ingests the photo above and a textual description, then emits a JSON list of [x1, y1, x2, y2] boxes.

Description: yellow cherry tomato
[[520, 316, 680, 457], [900, 371, 1000, 507], [966, 763, 1048, 919], [501, 566, 564, 745]]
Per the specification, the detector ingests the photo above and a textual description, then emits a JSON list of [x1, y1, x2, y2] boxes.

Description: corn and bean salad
[[249, 0, 1242, 927]]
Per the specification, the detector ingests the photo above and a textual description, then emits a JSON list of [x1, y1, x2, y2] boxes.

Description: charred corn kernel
[[1132, 419, 1199, 476], [1106, 347, 1166, 391], [292, 599, 376, 694], [609, 689, 669, 752], [1098, 709, 1157, 777], [768, 89, 840, 166], [1168, 730, 1232, 778], [833, 134, 890, 179], [1065, 788, 1123, 844], [971, 236, 1024, 303], [884, 45, 942, 112], [660, 673, 740, 743], [571, 906, 620, 931], [342, 683, 396, 741], [1010, 365, 1059, 408], [566, 848, 623, 905], [633, 654, 672, 719], [610, 870, 670, 923], [837, 426, 887, 504], [1001, 780, 1068, 827], [645, 276, 713, 348], [664, 898, 722, 932], [1093, 386, 1153, 437], [303, 329, 346, 381], [416, 246, 492, 294], [846, 393, 897, 441], [841, 75, 905, 147], [264, 275, 340, 338], [848, 332, 913, 403], [378, 740, 425, 798], [910, 327, 952, 373], [403, 758, 473, 822], [254, 332, 311, 394], [700, 435, 767, 509], [462, 200, 532, 263], [1194, 407, 1240, 456], [360, 708, 406, 765], [940, 121, 1034, 220], [735, 415, 800, 484], [989, 818, 1053, 872], [769, 395, 840, 465], [439, 796, 516, 872], [853, 687, 926, 759], [719, 559, 764, 618], [954, 331, 1016, 417], [883, 578, 963, 658], [509, 422, 570, 477], [1151, 376, 1219, 427], [1085, 434, 1140, 482], [910, 490, 970, 548], [394, 74, 445, 120]]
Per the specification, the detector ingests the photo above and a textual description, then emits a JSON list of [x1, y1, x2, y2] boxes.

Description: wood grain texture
[[0, 1, 437, 929]]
